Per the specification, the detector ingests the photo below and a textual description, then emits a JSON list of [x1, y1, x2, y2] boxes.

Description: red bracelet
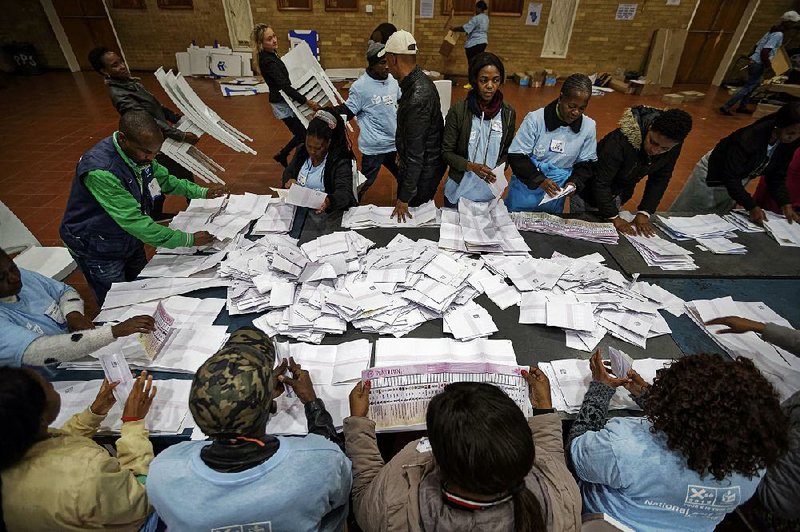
[[121, 416, 143, 423]]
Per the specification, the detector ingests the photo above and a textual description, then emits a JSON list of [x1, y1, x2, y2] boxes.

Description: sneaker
[[463, 83, 472, 89], [736, 107, 754, 114], [273, 152, 289, 168], [719, 106, 733, 116]]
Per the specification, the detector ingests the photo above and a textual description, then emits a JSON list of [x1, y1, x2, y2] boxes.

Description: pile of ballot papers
[[723, 211, 765, 233], [764, 216, 800, 247], [686, 296, 800, 400], [539, 355, 672, 413], [511, 212, 619, 244], [657, 214, 746, 255], [439, 198, 530, 254], [624, 233, 698, 270], [341, 201, 440, 229]]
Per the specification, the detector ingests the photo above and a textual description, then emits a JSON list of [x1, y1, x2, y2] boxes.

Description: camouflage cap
[[189, 327, 278, 437]]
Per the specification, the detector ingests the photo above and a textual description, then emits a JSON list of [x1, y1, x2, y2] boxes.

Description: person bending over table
[[146, 327, 351, 532], [383, 30, 446, 222], [60, 111, 227, 306], [754, 143, 800, 214], [442, 52, 516, 207], [88, 46, 197, 221], [0, 249, 154, 367], [450, 1, 490, 88], [506, 74, 597, 214], [329, 42, 401, 202], [344, 369, 582, 531], [253, 23, 321, 168], [569, 351, 788, 532], [670, 102, 800, 224], [572, 106, 693, 236], [0, 369, 157, 531]]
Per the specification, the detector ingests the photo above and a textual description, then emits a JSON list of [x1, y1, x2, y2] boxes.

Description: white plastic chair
[[0, 201, 76, 281], [434, 79, 452, 119]]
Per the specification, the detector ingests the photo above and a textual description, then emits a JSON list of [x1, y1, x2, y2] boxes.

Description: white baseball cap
[[782, 10, 800, 22], [378, 30, 417, 57]]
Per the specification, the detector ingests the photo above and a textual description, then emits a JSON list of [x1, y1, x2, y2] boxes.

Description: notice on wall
[[526, 3, 543, 26], [615, 3, 638, 20], [420, 0, 434, 18]]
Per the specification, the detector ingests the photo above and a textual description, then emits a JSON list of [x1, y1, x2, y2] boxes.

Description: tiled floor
[[0, 70, 757, 316]]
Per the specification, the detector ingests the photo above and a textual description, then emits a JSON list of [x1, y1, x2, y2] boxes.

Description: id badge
[[297, 172, 308, 186], [44, 301, 65, 325], [490, 118, 503, 132], [549, 139, 566, 154], [148, 179, 162, 198]]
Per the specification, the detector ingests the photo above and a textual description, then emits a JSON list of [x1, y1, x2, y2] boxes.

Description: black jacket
[[395, 67, 445, 203], [282, 147, 357, 213], [106, 78, 184, 141], [579, 106, 681, 218], [706, 116, 794, 210], [258, 50, 307, 105]]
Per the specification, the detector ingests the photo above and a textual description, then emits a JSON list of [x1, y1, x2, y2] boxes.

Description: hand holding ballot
[[521, 366, 553, 409], [589, 349, 631, 388]]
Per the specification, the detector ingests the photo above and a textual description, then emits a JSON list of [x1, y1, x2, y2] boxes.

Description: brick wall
[[0, 1, 67, 72]]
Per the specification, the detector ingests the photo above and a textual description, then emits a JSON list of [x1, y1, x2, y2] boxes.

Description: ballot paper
[[342, 201, 440, 229], [696, 237, 747, 255], [511, 212, 619, 244], [275, 339, 372, 385], [252, 202, 296, 235], [764, 217, 800, 247], [363, 362, 532, 431], [102, 277, 230, 310], [624, 233, 697, 270], [443, 303, 498, 340], [95, 295, 225, 326], [98, 351, 135, 403], [285, 184, 327, 209], [51, 379, 192, 434], [539, 183, 575, 206], [608, 346, 634, 379], [686, 296, 800, 400], [488, 163, 509, 198], [439, 198, 529, 255], [139, 301, 175, 359], [374, 337, 517, 366], [656, 214, 739, 241], [138, 251, 227, 278], [546, 300, 596, 332], [723, 211, 765, 233]]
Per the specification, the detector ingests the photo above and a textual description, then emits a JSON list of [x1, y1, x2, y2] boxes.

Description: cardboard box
[[772, 47, 790, 76], [439, 31, 458, 57], [678, 90, 705, 102], [753, 102, 782, 119], [609, 78, 635, 94], [661, 93, 685, 104], [630, 79, 661, 96]]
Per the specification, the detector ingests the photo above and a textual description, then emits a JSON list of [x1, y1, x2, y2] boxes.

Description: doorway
[[388, 0, 415, 34], [675, 0, 750, 84], [541, 0, 580, 59], [223, 0, 254, 49], [50, 0, 121, 71]]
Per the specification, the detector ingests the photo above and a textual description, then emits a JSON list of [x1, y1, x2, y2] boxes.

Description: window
[[112, 0, 145, 7], [325, 0, 357, 11], [491, 0, 524, 16], [442, 0, 475, 16], [157, 0, 193, 8], [278, 0, 312, 10]]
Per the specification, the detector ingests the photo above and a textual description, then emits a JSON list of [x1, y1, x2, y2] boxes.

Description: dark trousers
[[359, 152, 398, 201], [465, 43, 487, 66], [278, 115, 307, 160], [397, 166, 444, 207], [72, 245, 147, 306], [153, 153, 195, 218], [723, 61, 765, 111]]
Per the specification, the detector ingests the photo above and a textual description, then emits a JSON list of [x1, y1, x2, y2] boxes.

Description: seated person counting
[[344, 368, 582, 531], [146, 327, 352, 532], [670, 102, 800, 224], [442, 52, 516, 207], [0, 248, 154, 367], [572, 106, 693, 236], [506, 74, 597, 213], [282, 110, 358, 214], [569, 351, 789, 531], [0, 369, 157, 530]]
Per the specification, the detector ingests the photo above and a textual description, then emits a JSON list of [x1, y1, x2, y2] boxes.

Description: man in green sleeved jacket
[[60, 111, 227, 305]]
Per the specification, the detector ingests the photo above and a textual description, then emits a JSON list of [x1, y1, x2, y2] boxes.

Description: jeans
[[465, 43, 487, 66], [72, 245, 147, 306], [278, 116, 307, 160], [359, 152, 398, 200], [153, 153, 194, 218], [723, 61, 765, 111]]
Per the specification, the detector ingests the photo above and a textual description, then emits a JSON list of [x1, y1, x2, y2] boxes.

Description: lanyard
[[471, 112, 496, 166]]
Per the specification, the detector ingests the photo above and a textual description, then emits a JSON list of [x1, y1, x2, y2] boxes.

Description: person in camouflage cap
[[189, 326, 279, 438]]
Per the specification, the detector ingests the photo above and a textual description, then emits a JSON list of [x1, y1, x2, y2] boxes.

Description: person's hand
[[623, 369, 650, 398], [782, 204, 800, 224], [632, 213, 656, 237], [612, 217, 637, 236], [705, 316, 766, 334], [315, 196, 331, 214], [306, 100, 321, 113], [205, 186, 229, 199], [90, 379, 119, 416], [66, 311, 95, 332], [521, 367, 552, 409], [193, 231, 214, 247], [467, 162, 496, 183], [589, 350, 630, 388], [122, 371, 157, 419], [391, 200, 412, 223], [277, 357, 317, 404], [183, 132, 201, 145], [538, 178, 561, 197], [284, 179, 297, 189], [749, 206, 767, 225], [111, 315, 156, 338], [349, 380, 372, 417]]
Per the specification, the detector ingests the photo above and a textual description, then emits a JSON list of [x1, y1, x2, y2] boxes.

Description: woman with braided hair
[[506, 73, 597, 213]]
